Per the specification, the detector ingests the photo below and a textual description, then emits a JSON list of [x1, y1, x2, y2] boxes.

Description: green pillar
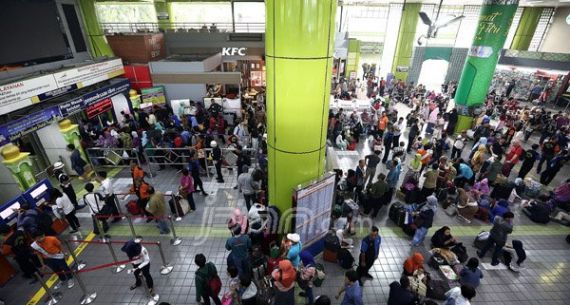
[[454, 0, 519, 132], [78, 0, 114, 58], [346, 39, 361, 79], [266, 0, 336, 215], [391, 3, 421, 81], [1, 144, 36, 191], [510, 7, 543, 50], [58, 119, 88, 162], [154, 0, 173, 31]]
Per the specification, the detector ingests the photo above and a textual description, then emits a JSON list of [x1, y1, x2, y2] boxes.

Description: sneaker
[[67, 280, 75, 289], [202, 192, 209, 196], [516, 263, 526, 270], [53, 282, 62, 290], [509, 264, 520, 272]]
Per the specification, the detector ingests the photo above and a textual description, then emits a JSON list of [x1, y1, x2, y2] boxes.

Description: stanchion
[[92, 215, 108, 243], [168, 216, 182, 246], [166, 192, 182, 222], [137, 271, 159, 305], [106, 239, 126, 273], [156, 241, 173, 275], [35, 272, 62, 305], [113, 194, 125, 217], [126, 214, 137, 239], [73, 269, 97, 305], [63, 240, 86, 271]]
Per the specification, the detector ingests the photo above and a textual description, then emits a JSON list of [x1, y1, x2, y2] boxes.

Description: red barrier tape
[[42, 258, 135, 276], [94, 214, 172, 220], [66, 239, 160, 246]]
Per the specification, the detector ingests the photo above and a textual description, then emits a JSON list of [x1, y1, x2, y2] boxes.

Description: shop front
[[220, 46, 265, 96]]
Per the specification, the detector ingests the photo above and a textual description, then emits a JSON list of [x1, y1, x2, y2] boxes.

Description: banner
[[52, 58, 124, 88], [59, 79, 130, 116], [86, 98, 113, 119], [0, 75, 58, 115], [0, 106, 62, 146]]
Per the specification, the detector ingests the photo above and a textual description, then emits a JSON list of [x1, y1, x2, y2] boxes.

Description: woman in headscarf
[[456, 187, 479, 223], [404, 154, 422, 184], [472, 178, 490, 199], [227, 208, 248, 235], [469, 137, 487, 160], [272, 260, 297, 305], [403, 252, 424, 276], [411, 195, 437, 247], [471, 144, 487, 173]]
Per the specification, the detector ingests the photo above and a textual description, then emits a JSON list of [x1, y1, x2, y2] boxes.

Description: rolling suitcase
[[389, 202, 406, 226]]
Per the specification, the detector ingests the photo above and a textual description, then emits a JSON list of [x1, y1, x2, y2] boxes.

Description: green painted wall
[[391, 3, 421, 81], [78, 0, 114, 58], [265, 0, 336, 216], [154, 0, 173, 31], [346, 39, 361, 79], [510, 7, 543, 51]]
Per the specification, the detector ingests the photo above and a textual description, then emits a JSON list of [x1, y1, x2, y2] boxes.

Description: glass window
[[504, 7, 523, 49], [171, 2, 232, 24], [95, 3, 157, 23], [233, 2, 265, 23], [343, 5, 390, 43], [528, 8, 555, 52], [454, 5, 482, 48]]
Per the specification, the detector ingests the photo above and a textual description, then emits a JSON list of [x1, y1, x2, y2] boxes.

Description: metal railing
[[101, 22, 265, 34], [85, 147, 141, 170]]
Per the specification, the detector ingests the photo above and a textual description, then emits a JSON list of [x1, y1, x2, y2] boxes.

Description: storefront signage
[[222, 47, 247, 56], [0, 75, 58, 116], [86, 98, 113, 119], [141, 86, 166, 104], [0, 106, 62, 146], [59, 79, 130, 116], [0, 59, 124, 116]]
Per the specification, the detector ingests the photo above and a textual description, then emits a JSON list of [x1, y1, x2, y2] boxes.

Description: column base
[[455, 115, 474, 134]]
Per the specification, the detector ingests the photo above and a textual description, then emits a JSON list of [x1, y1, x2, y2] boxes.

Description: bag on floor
[[428, 252, 447, 269], [324, 231, 341, 251], [169, 196, 190, 216], [389, 202, 406, 226], [450, 243, 468, 263], [127, 200, 141, 215], [426, 279, 450, 300], [337, 248, 355, 269], [473, 231, 490, 249]]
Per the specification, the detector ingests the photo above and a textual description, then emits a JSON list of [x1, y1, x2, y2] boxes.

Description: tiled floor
[[1, 102, 570, 305]]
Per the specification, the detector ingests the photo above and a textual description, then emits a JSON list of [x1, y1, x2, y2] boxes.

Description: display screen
[[0, 0, 70, 66]]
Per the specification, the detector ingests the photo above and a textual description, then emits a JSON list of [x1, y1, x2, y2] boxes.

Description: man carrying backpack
[[356, 226, 381, 286]]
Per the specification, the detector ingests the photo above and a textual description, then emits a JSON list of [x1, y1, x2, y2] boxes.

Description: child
[[459, 257, 483, 288], [31, 231, 74, 289]]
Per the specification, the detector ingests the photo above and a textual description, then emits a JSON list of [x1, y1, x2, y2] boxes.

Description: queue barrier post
[[112, 195, 125, 218], [156, 241, 173, 275], [168, 215, 182, 246], [126, 214, 138, 239], [106, 239, 126, 273], [92, 215, 108, 243], [63, 240, 86, 271], [35, 272, 62, 305], [172, 193, 182, 222], [73, 268, 97, 305]]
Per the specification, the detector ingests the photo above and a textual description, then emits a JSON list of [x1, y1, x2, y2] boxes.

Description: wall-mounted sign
[[396, 66, 409, 72], [86, 98, 113, 119], [0, 106, 62, 146], [141, 86, 166, 104], [59, 79, 130, 116], [222, 47, 247, 56], [0, 58, 124, 116]]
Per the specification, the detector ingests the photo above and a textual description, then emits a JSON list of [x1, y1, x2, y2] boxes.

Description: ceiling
[[341, 0, 570, 7]]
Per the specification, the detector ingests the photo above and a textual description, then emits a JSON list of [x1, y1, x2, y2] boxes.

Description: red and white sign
[[86, 98, 113, 119], [53, 58, 124, 88], [0, 75, 58, 115]]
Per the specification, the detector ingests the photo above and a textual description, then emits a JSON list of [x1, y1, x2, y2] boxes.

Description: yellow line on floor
[[26, 232, 96, 305]]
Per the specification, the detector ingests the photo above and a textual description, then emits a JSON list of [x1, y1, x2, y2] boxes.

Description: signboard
[[0, 75, 58, 116], [222, 47, 247, 56], [52, 58, 124, 88], [0, 59, 124, 116], [294, 173, 336, 247], [59, 79, 130, 116], [141, 86, 166, 104], [86, 98, 113, 119], [0, 106, 62, 146]]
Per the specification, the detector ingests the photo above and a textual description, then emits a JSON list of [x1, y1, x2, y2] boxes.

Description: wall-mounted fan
[[417, 0, 465, 45]]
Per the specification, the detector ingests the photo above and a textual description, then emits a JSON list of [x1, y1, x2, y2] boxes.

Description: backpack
[[312, 263, 326, 287], [337, 248, 355, 269]]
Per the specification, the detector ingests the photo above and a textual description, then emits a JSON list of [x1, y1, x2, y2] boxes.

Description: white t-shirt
[[56, 194, 75, 215], [84, 192, 105, 215], [131, 246, 150, 268], [99, 178, 114, 196]]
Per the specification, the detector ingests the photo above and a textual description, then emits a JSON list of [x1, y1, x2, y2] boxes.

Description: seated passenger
[[403, 252, 424, 276], [521, 196, 552, 224], [459, 258, 483, 288], [336, 133, 348, 150], [388, 276, 416, 305], [456, 188, 479, 223], [489, 199, 511, 223], [431, 226, 458, 249]]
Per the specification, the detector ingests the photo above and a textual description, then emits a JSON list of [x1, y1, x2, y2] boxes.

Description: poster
[[141, 86, 166, 105]]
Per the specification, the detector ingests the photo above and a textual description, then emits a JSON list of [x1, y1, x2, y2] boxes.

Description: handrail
[[100, 22, 265, 34]]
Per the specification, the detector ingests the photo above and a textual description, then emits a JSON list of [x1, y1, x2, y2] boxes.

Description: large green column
[[346, 39, 361, 79], [391, 3, 421, 81], [454, 0, 519, 132], [154, 0, 173, 31], [510, 7, 543, 50], [266, 0, 336, 214], [78, 0, 114, 58]]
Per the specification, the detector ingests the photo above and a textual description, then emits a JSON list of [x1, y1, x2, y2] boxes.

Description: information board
[[294, 173, 336, 247], [141, 86, 166, 105]]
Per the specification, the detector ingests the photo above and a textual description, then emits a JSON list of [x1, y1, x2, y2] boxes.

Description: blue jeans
[[157, 218, 170, 234], [44, 258, 73, 282], [412, 227, 428, 246]]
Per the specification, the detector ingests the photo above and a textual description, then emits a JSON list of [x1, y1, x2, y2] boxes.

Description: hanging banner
[[52, 58, 124, 88], [58, 79, 130, 116], [86, 98, 113, 119], [0, 106, 62, 146], [0, 75, 58, 116]]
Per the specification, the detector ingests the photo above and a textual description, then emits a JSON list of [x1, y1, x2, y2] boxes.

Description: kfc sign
[[222, 47, 247, 56]]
